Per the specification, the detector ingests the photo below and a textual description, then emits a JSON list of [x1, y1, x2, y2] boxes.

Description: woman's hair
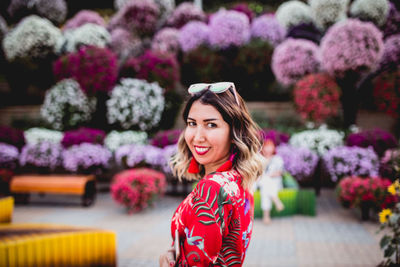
[[170, 86, 265, 190]]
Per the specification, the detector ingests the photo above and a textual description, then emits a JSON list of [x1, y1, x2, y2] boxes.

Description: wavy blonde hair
[[170, 86, 265, 190]]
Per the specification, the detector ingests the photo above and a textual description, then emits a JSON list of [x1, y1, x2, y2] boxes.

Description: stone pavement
[[12, 189, 385, 267]]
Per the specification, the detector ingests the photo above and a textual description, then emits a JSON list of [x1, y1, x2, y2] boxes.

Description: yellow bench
[[10, 175, 96, 206]]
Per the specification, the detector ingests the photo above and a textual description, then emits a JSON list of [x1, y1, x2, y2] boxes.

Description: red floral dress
[[171, 169, 254, 266]]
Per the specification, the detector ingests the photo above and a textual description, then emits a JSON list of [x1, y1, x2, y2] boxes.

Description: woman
[[159, 82, 264, 266], [258, 139, 285, 225]]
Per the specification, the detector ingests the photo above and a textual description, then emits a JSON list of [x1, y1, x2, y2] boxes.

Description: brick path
[[12, 189, 385, 267]]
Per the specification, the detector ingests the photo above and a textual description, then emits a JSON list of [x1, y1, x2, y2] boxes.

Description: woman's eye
[[187, 121, 196, 126], [207, 123, 217, 128]]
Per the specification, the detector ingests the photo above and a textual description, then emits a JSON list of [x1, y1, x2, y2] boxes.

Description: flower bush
[[323, 146, 379, 182], [166, 2, 206, 29], [277, 144, 319, 181], [108, 0, 160, 37], [111, 168, 166, 213], [115, 144, 164, 169], [275, 0, 314, 29], [382, 3, 400, 38], [2, 15, 62, 62], [7, 0, 67, 25], [63, 143, 112, 174], [231, 3, 255, 23], [153, 0, 175, 26], [293, 73, 341, 122], [272, 38, 320, 86], [61, 127, 106, 148], [346, 128, 398, 157], [285, 22, 323, 44], [261, 129, 290, 146], [40, 79, 95, 130], [289, 126, 344, 155], [19, 142, 63, 171], [178, 21, 209, 52], [320, 19, 384, 78], [350, 0, 390, 26], [373, 68, 400, 118], [309, 0, 349, 29], [0, 16, 7, 41], [380, 149, 400, 181], [161, 144, 177, 173], [336, 176, 393, 210], [120, 50, 180, 91], [250, 14, 286, 47], [0, 126, 25, 149], [104, 130, 148, 152], [109, 28, 142, 61], [59, 24, 111, 53], [24, 128, 63, 145], [107, 78, 165, 130], [63, 10, 106, 31], [0, 143, 19, 169], [53, 46, 118, 96], [151, 28, 180, 56], [379, 34, 400, 72], [150, 129, 182, 148], [208, 10, 250, 49]]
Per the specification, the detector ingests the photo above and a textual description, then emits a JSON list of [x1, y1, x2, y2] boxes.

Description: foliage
[[62, 143, 112, 174], [61, 127, 106, 148], [111, 168, 166, 213], [320, 19, 384, 79], [323, 146, 379, 182], [107, 78, 165, 130], [208, 10, 250, 49], [53, 46, 118, 97], [272, 38, 320, 86], [40, 79, 95, 130], [293, 73, 341, 123], [346, 128, 398, 157]]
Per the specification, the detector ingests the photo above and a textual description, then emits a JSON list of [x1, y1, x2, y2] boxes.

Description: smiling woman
[[159, 82, 264, 267]]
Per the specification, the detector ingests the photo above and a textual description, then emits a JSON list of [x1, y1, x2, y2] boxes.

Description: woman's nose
[[193, 127, 206, 142]]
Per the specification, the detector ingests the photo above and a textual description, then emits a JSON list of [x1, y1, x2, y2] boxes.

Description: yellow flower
[[379, 209, 392, 224], [388, 184, 396, 195]]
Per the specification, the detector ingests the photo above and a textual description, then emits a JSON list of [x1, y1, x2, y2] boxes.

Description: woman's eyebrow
[[204, 118, 218, 122]]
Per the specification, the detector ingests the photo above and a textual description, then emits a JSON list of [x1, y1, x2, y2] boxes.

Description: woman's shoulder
[[196, 170, 242, 198]]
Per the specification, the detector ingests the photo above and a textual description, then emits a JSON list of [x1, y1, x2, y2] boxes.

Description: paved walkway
[[12, 189, 385, 267]]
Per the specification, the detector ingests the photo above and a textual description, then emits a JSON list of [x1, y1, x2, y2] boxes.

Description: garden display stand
[[10, 175, 96, 207]]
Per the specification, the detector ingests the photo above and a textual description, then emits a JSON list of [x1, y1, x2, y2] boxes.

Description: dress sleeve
[[178, 178, 233, 266]]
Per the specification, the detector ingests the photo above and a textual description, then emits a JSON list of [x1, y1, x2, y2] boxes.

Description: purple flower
[[346, 128, 398, 157], [250, 14, 286, 46], [161, 144, 177, 173], [62, 143, 111, 173], [108, 0, 160, 37], [166, 2, 206, 29], [382, 3, 400, 39], [63, 10, 106, 31], [0, 143, 19, 169], [109, 28, 142, 61], [277, 144, 319, 181], [115, 144, 164, 169], [379, 34, 400, 72], [178, 21, 209, 52], [151, 27, 180, 55], [230, 3, 255, 23], [322, 146, 379, 182], [261, 129, 290, 146], [150, 129, 182, 148], [320, 19, 384, 78], [209, 10, 250, 49], [61, 127, 106, 148], [19, 142, 63, 170], [272, 38, 320, 86]]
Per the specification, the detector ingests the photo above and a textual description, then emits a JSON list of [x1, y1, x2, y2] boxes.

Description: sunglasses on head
[[188, 82, 239, 105]]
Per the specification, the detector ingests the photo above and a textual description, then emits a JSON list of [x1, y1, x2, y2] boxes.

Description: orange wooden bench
[[10, 175, 96, 206]]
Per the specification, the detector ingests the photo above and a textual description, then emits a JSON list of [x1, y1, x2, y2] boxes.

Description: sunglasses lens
[[188, 83, 208, 94], [209, 82, 232, 93]]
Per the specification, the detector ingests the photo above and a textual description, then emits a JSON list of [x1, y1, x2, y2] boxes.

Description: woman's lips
[[194, 146, 210, 155]]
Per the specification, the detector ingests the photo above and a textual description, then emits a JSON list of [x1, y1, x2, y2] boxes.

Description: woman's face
[[262, 143, 275, 157], [185, 101, 231, 174]]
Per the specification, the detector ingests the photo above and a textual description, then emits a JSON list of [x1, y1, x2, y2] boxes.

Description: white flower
[[289, 126, 344, 155], [24, 128, 63, 145], [309, 0, 349, 29], [106, 78, 165, 131], [59, 23, 111, 53], [2, 15, 62, 61], [104, 130, 148, 152], [350, 0, 390, 26], [40, 79, 96, 130], [276, 0, 314, 29]]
